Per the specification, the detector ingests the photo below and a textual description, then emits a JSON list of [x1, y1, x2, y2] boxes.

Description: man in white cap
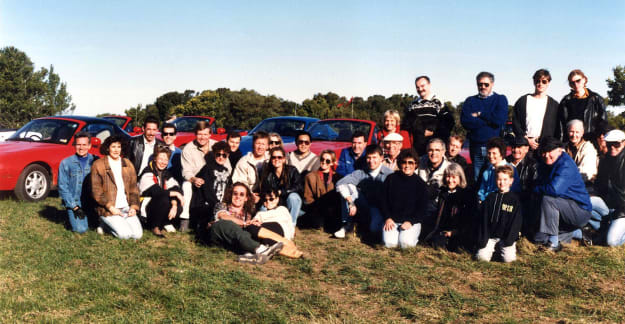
[[382, 132, 403, 171], [594, 129, 625, 246]]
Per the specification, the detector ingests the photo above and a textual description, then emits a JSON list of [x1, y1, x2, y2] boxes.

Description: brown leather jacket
[[91, 156, 140, 216], [303, 170, 335, 205]]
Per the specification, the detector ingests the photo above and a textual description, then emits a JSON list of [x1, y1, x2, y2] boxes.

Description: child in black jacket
[[475, 165, 522, 263]]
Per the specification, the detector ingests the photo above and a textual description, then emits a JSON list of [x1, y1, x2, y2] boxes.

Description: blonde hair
[[495, 164, 514, 178], [383, 109, 401, 126], [320, 149, 336, 162], [443, 163, 467, 189]]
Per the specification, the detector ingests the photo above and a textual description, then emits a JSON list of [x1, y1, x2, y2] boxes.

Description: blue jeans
[[589, 196, 610, 230], [340, 194, 383, 233], [286, 192, 303, 225], [469, 143, 487, 181], [607, 218, 625, 247], [538, 196, 591, 246], [67, 209, 89, 234]]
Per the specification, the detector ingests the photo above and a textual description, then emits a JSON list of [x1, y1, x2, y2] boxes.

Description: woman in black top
[[558, 69, 606, 142]]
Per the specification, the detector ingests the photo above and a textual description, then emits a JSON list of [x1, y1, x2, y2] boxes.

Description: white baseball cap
[[604, 130, 625, 142]]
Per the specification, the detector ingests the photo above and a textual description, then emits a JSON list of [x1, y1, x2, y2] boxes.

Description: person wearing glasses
[[594, 130, 625, 246], [128, 116, 164, 175], [460, 71, 508, 180], [417, 138, 451, 207], [287, 131, 319, 177], [192, 141, 232, 233], [161, 123, 183, 183], [512, 69, 561, 151], [138, 145, 183, 237], [302, 150, 343, 229], [268, 132, 283, 150], [558, 69, 606, 143], [257, 147, 303, 226], [381, 149, 428, 249]]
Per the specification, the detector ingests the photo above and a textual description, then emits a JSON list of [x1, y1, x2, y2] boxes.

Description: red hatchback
[[283, 118, 378, 157], [0, 116, 130, 201], [157, 116, 229, 147]]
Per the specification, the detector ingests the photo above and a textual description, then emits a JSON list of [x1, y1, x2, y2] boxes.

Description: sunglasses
[[271, 155, 284, 160], [162, 132, 176, 136], [535, 79, 549, 85], [297, 140, 311, 145], [215, 152, 228, 158], [265, 196, 278, 202], [607, 142, 623, 148], [400, 160, 416, 165], [320, 158, 333, 164], [569, 78, 584, 85], [232, 191, 246, 197], [269, 141, 281, 145], [478, 82, 490, 88]]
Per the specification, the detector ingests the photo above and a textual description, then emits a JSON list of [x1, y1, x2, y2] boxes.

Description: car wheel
[[14, 164, 51, 202]]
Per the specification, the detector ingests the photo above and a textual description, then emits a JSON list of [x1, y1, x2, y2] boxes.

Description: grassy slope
[[0, 196, 624, 323]]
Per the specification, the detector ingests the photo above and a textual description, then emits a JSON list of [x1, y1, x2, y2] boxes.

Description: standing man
[[287, 131, 319, 176], [403, 76, 455, 156], [180, 121, 215, 231], [227, 131, 243, 169], [336, 131, 367, 177], [58, 132, 97, 233], [460, 72, 509, 180], [512, 69, 561, 151], [232, 131, 270, 202], [161, 122, 183, 183], [128, 116, 164, 175], [534, 137, 592, 251]]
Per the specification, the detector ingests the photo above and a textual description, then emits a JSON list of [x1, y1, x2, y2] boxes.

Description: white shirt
[[108, 156, 129, 210], [525, 95, 548, 138], [139, 137, 156, 175]]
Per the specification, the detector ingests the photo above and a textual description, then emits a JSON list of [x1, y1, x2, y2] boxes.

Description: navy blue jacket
[[460, 93, 508, 144], [534, 152, 591, 211], [336, 147, 365, 177]]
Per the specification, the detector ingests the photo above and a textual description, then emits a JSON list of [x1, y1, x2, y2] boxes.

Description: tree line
[[1, 46, 624, 132]]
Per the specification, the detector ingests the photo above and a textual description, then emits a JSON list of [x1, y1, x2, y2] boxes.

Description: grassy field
[[1, 194, 624, 323]]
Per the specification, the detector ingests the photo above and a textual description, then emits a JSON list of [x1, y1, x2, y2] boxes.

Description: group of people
[[57, 68, 625, 265]]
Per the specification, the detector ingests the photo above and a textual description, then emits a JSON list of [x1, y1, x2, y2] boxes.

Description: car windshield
[[173, 117, 213, 132], [103, 117, 126, 128], [308, 120, 371, 142], [8, 119, 79, 144], [250, 119, 307, 137]]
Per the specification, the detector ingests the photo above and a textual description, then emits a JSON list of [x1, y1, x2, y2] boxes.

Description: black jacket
[[138, 162, 182, 200], [192, 156, 231, 210], [257, 164, 302, 204], [512, 94, 561, 140], [381, 172, 429, 224], [128, 136, 165, 175], [229, 149, 243, 169], [506, 154, 538, 195], [477, 191, 522, 248], [426, 187, 475, 239], [558, 89, 606, 141], [403, 97, 455, 155], [595, 149, 625, 219]]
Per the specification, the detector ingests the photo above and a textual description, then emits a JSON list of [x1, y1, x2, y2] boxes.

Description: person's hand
[[348, 205, 357, 217], [128, 208, 137, 217], [168, 206, 177, 220], [424, 130, 434, 137], [191, 177, 204, 188], [471, 111, 481, 117], [170, 191, 184, 206], [442, 230, 452, 237], [383, 218, 396, 231], [109, 206, 121, 216], [527, 136, 539, 150], [249, 219, 262, 227], [400, 221, 412, 230], [253, 193, 261, 203]]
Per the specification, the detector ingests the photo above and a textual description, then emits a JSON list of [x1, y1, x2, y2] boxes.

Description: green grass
[[1, 195, 624, 323]]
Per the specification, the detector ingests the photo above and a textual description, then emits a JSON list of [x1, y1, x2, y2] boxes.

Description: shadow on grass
[[38, 205, 68, 229]]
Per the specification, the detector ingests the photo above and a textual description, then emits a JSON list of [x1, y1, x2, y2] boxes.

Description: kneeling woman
[[91, 135, 142, 239], [206, 183, 301, 265], [381, 149, 429, 248], [139, 145, 184, 237]]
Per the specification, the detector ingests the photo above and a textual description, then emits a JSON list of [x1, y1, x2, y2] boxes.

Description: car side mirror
[[133, 126, 142, 133], [217, 127, 226, 134], [91, 137, 101, 148]]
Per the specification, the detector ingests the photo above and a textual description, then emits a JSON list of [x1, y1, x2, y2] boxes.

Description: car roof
[[263, 116, 319, 122], [40, 115, 118, 125]]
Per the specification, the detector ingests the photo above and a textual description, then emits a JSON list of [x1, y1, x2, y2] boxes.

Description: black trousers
[[146, 197, 182, 229]]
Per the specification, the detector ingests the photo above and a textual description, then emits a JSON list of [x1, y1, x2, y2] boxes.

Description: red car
[[0, 116, 130, 201], [157, 116, 229, 147], [103, 116, 143, 136], [283, 118, 379, 158]]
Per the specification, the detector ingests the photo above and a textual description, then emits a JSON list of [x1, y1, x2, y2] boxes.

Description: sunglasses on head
[[478, 82, 490, 88], [297, 140, 311, 145], [269, 141, 281, 145], [162, 132, 176, 136]]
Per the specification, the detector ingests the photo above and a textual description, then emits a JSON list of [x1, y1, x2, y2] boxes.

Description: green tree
[[607, 65, 625, 106], [154, 90, 196, 121], [0, 46, 75, 128]]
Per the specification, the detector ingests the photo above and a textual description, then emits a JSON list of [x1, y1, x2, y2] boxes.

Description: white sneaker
[[96, 226, 104, 235], [163, 224, 176, 233], [334, 227, 346, 239]]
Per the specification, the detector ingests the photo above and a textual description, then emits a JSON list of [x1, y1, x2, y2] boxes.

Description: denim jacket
[[58, 154, 96, 209]]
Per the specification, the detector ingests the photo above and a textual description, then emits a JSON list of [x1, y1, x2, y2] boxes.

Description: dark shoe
[[152, 228, 165, 238], [581, 226, 594, 247], [540, 243, 562, 252]]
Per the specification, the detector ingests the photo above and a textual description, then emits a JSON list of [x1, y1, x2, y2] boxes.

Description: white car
[[0, 126, 16, 142]]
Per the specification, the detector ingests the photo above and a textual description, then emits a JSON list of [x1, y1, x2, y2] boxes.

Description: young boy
[[475, 165, 522, 263]]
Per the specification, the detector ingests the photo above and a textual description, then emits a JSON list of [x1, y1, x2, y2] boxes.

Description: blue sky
[[1, 1, 624, 116]]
